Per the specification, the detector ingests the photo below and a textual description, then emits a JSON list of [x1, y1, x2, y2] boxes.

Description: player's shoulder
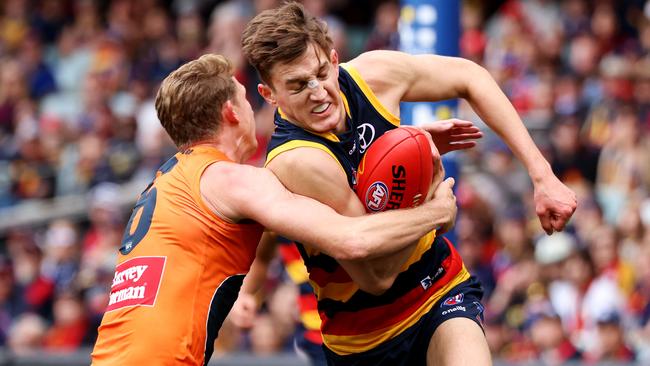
[[268, 146, 342, 178], [200, 161, 279, 220], [266, 145, 348, 196], [346, 50, 412, 96], [348, 50, 399, 65], [202, 160, 262, 189], [347, 50, 409, 75]]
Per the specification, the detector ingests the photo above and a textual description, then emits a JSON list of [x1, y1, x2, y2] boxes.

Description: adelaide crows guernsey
[[92, 146, 263, 365], [266, 64, 469, 355]]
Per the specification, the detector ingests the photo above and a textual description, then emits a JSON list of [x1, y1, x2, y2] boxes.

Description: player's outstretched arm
[[350, 50, 577, 234], [200, 160, 455, 275], [421, 56, 576, 234]]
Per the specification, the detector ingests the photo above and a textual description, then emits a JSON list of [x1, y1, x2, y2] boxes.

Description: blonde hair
[[155, 54, 235, 147]]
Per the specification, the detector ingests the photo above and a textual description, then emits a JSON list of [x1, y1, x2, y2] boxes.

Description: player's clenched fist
[[534, 175, 577, 235], [429, 177, 457, 234]]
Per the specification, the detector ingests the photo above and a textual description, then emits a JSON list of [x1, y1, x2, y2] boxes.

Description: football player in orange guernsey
[[90, 54, 459, 366], [242, 3, 577, 365]]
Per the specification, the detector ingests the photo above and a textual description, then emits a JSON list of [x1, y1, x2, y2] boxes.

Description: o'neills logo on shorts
[[106, 256, 166, 312]]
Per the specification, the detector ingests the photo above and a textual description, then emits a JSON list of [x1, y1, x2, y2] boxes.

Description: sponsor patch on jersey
[[442, 293, 464, 307], [365, 181, 388, 212], [441, 305, 467, 316], [421, 267, 446, 290], [420, 276, 433, 290], [106, 256, 166, 312]]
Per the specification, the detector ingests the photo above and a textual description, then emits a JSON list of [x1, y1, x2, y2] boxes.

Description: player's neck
[[218, 129, 255, 163], [183, 134, 245, 163], [317, 108, 347, 135], [181, 139, 218, 152], [334, 99, 348, 134], [333, 116, 347, 134]]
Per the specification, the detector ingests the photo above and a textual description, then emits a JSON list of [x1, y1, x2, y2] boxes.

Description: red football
[[355, 127, 434, 213]]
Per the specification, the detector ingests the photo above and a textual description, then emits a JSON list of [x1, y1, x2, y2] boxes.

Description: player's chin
[[307, 117, 338, 133]]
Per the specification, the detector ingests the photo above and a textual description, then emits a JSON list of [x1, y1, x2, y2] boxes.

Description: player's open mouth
[[312, 103, 330, 114]]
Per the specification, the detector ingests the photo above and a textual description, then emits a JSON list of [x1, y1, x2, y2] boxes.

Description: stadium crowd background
[[0, 0, 649, 364]]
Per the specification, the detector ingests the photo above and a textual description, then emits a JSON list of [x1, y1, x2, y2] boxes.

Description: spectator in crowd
[[42, 290, 91, 351], [586, 311, 635, 362], [364, 1, 399, 51], [7, 313, 47, 355], [528, 310, 582, 365], [5, 229, 52, 319], [0, 255, 23, 346], [40, 219, 79, 293]]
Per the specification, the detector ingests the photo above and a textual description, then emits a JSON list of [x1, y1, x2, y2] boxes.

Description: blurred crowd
[[0, 0, 649, 364], [457, 0, 650, 364]]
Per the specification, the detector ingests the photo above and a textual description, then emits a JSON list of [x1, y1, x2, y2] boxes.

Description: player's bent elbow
[[456, 57, 485, 75], [467, 61, 496, 91]]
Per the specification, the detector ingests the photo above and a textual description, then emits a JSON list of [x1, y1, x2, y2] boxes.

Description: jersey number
[[119, 156, 178, 254]]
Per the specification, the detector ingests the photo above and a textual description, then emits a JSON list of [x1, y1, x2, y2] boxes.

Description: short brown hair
[[242, 1, 333, 85], [155, 54, 235, 147]]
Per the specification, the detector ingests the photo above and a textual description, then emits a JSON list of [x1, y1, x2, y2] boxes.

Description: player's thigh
[[426, 317, 491, 366]]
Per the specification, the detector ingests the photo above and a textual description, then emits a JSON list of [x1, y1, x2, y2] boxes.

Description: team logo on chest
[[356, 123, 376, 154]]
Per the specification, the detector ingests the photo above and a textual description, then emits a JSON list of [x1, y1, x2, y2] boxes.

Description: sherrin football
[[355, 126, 434, 213]]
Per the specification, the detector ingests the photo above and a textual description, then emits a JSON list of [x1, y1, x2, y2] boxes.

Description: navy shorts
[[322, 276, 484, 366]]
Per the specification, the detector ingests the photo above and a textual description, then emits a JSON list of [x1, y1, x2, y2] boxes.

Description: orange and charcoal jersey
[[91, 146, 263, 366]]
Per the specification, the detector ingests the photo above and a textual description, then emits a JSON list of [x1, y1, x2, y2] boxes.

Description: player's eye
[[291, 82, 307, 94], [318, 66, 329, 80]]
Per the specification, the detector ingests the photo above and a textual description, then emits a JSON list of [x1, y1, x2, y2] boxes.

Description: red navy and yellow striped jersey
[[266, 63, 470, 355]]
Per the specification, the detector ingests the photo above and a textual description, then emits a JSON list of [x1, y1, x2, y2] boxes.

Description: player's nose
[[308, 83, 327, 101]]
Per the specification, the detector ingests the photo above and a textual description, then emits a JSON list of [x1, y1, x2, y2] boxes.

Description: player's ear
[[330, 49, 339, 67], [257, 84, 276, 106], [221, 100, 238, 125]]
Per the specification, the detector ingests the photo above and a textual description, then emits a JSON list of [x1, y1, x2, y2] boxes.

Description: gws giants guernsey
[[92, 146, 263, 365]]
